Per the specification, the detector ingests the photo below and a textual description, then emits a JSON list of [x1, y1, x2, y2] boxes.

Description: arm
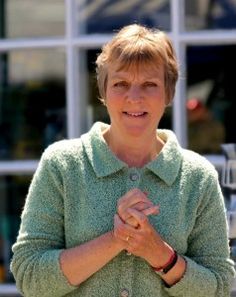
[[116, 189, 186, 286], [61, 189, 159, 285], [164, 171, 235, 297], [115, 170, 235, 296], [60, 231, 123, 286], [10, 149, 157, 297], [114, 210, 186, 286], [10, 149, 123, 297]]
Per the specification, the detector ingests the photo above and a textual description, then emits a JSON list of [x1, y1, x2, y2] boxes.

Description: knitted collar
[[81, 122, 183, 186]]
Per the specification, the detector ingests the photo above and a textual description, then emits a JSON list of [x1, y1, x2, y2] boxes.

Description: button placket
[[119, 253, 134, 297], [129, 172, 139, 181], [120, 288, 129, 297], [127, 168, 141, 187]]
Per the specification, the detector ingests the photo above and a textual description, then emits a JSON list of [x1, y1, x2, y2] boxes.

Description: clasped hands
[[113, 188, 170, 267]]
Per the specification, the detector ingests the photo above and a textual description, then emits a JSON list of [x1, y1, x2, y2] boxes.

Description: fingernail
[[154, 205, 160, 214]]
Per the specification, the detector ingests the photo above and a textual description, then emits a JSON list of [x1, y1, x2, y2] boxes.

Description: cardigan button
[[120, 288, 129, 297], [130, 173, 138, 181]]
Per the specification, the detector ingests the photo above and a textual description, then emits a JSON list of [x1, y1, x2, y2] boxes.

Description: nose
[[126, 85, 143, 102]]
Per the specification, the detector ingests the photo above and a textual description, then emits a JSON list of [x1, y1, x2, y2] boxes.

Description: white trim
[[0, 284, 19, 295], [0, 161, 38, 174], [180, 30, 236, 45], [1, 29, 235, 52], [77, 50, 89, 133], [0, 38, 66, 51], [72, 34, 112, 48], [65, 0, 81, 138], [0, 35, 111, 52], [171, 0, 187, 148]]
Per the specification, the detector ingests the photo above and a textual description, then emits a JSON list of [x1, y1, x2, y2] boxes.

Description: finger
[[132, 201, 153, 211], [127, 208, 149, 228], [142, 205, 160, 216], [118, 189, 153, 217], [114, 213, 123, 230], [114, 214, 138, 238], [125, 216, 139, 228], [124, 204, 159, 227], [118, 188, 152, 210], [113, 214, 127, 241], [121, 201, 154, 222]]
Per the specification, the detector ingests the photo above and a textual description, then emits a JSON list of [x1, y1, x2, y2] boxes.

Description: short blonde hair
[[96, 24, 179, 104]]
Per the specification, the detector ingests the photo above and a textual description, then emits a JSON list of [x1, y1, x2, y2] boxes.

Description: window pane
[[0, 175, 31, 283], [187, 45, 236, 154], [0, 0, 65, 39], [83, 49, 172, 130], [0, 49, 66, 160], [76, 0, 170, 34], [185, 0, 236, 31]]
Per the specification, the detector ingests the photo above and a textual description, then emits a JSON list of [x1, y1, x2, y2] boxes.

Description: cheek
[[107, 87, 126, 99], [105, 97, 120, 115]]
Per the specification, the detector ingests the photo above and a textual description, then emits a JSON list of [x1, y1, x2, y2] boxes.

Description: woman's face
[[105, 62, 166, 139]]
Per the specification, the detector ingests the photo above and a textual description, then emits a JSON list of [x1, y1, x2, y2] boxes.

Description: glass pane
[[0, 49, 66, 160], [185, 0, 236, 31], [84, 49, 172, 130], [0, 0, 65, 39], [187, 45, 236, 154], [0, 175, 31, 283], [76, 0, 170, 34]]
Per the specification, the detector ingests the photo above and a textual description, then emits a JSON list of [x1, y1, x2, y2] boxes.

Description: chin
[[123, 126, 149, 138]]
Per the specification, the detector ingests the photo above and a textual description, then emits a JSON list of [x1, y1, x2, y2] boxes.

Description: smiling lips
[[123, 112, 148, 117]]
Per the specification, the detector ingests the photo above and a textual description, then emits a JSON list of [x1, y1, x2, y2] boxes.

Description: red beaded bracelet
[[152, 249, 178, 275]]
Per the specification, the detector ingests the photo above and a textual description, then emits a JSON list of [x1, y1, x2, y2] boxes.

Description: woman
[[11, 24, 235, 297]]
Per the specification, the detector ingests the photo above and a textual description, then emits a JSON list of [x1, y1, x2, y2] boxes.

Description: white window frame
[[0, 0, 236, 293]]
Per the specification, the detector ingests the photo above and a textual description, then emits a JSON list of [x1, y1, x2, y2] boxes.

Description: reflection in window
[[76, 0, 170, 34], [187, 45, 236, 154], [185, 0, 236, 30], [0, 0, 65, 39], [0, 49, 66, 160], [84, 50, 172, 130], [0, 175, 31, 283]]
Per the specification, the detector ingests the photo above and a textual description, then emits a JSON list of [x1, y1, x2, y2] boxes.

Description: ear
[[98, 97, 106, 106], [165, 96, 170, 106], [165, 101, 169, 107]]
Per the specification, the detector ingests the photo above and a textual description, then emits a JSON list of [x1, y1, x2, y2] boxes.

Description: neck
[[103, 126, 164, 168]]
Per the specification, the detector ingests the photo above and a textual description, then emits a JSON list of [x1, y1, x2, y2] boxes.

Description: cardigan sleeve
[[164, 169, 236, 297], [10, 148, 77, 297]]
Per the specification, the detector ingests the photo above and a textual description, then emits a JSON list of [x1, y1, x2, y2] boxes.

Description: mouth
[[123, 111, 148, 117]]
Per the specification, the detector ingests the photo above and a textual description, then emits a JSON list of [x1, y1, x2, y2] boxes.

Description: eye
[[143, 82, 157, 88], [113, 81, 129, 88]]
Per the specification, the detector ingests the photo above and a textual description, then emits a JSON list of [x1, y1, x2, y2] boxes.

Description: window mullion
[[170, 0, 187, 148], [65, 0, 81, 138]]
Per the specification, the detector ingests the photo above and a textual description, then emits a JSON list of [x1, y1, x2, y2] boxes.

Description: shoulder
[[181, 148, 218, 183], [40, 138, 85, 170], [159, 129, 218, 180], [45, 138, 83, 156]]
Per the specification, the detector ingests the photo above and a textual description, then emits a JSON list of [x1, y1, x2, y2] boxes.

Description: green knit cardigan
[[11, 122, 235, 297]]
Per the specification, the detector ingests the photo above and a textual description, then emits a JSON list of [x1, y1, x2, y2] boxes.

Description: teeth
[[126, 112, 145, 117]]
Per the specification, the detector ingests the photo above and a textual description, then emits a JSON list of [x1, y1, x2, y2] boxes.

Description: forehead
[[108, 61, 164, 80]]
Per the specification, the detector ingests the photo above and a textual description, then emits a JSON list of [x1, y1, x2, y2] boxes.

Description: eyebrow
[[109, 72, 162, 81]]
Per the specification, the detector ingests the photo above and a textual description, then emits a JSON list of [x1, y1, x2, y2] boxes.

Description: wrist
[[161, 255, 187, 286], [151, 249, 178, 275], [148, 241, 173, 268], [109, 230, 126, 252]]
